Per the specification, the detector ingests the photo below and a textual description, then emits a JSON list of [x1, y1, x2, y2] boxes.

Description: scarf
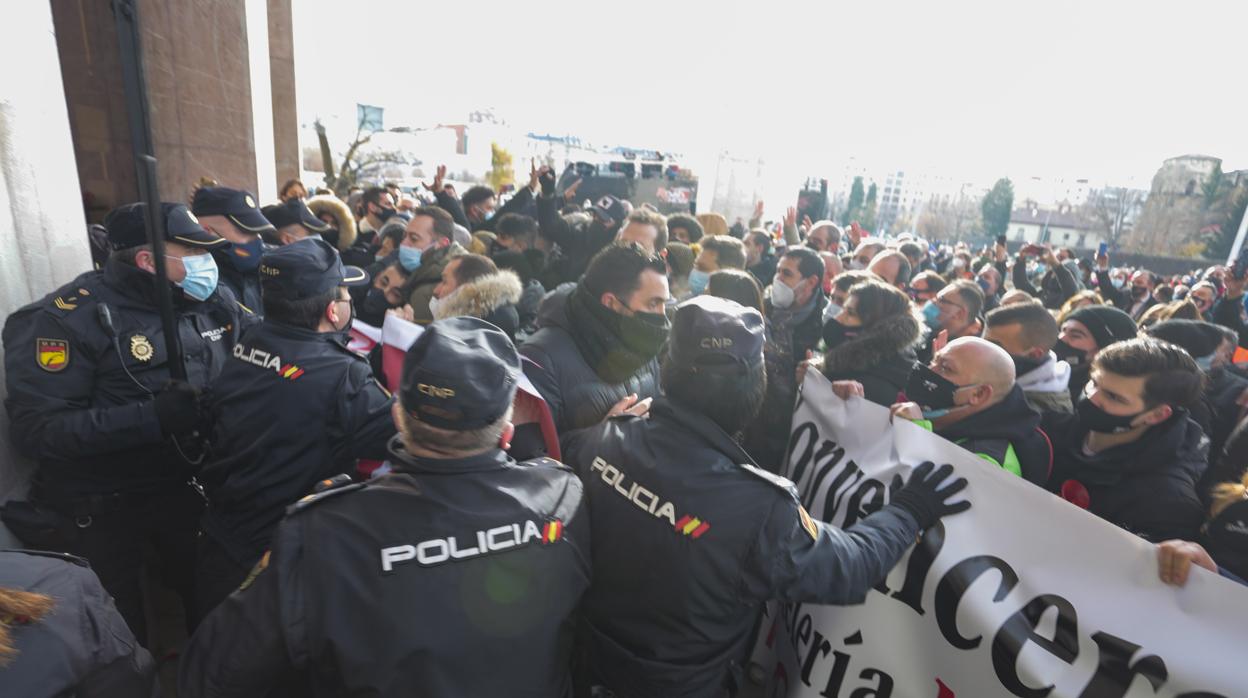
[[565, 285, 669, 384]]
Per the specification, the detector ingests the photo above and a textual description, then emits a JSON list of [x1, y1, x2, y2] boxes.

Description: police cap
[[262, 199, 332, 235], [669, 295, 765, 372], [191, 186, 276, 234], [258, 238, 368, 301], [103, 202, 227, 251], [400, 317, 520, 431]]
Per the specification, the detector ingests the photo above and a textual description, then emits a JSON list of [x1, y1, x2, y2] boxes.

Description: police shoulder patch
[[286, 482, 367, 516], [798, 506, 820, 541], [36, 338, 70, 372], [738, 462, 799, 496]]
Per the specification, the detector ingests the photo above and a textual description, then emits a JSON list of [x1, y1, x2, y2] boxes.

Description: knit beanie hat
[[1145, 319, 1225, 359], [1067, 305, 1137, 350]]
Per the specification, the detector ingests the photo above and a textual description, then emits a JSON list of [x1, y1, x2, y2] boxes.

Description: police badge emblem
[[130, 334, 154, 362]]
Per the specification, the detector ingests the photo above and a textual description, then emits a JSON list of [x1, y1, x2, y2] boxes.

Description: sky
[[292, 0, 1245, 191]]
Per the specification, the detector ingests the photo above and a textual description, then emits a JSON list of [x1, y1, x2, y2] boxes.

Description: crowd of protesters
[[1, 160, 1245, 696]]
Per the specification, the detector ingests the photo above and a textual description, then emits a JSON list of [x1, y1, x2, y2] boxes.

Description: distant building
[[1129, 154, 1230, 254], [1008, 205, 1103, 250]]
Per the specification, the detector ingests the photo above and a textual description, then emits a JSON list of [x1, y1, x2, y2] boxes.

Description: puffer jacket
[[519, 287, 661, 437], [404, 242, 465, 324], [821, 310, 922, 406], [432, 269, 524, 342]]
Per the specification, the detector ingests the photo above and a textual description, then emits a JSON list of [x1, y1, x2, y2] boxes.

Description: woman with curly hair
[[816, 276, 924, 405]]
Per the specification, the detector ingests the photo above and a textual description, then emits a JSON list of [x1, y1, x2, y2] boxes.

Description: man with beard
[[562, 295, 971, 698], [1043, 338, 1206, 542], [192, 186, 276, 313], [1055, 305, 1137, 401], [521, 243, 668, 435]]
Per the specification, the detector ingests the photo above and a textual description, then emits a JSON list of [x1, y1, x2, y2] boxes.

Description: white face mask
[[771, 279, 797, 308], [428, 293, 446, 319]]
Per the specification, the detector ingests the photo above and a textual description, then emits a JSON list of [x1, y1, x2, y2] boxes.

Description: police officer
[[0, 549, 156, 696], [180, 317, 591, 697], [261, 197, 333, 247], [1, 202, 254, 645], [562, 295, 971, 698], [193, 238, 394, 624], [192, 185, 277, 313]]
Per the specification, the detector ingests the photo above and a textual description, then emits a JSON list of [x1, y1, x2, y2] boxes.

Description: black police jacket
[[179, 438, 591, 698], [2, 258, 254, 498], [199, 321, 395, 566], [212, 251, 264, 315], [0, 549, 156, 696], [562, 398, 923, 698]]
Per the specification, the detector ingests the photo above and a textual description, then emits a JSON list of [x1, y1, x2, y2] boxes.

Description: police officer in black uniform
[[180, 317, 591, 697], [1, 202, 255, 645], [0, 549, 156, 696], [562, 295, 972, 698], [193, 238, 394, 624], [192, 186, 277, 314], [261, 197, 333, 247]]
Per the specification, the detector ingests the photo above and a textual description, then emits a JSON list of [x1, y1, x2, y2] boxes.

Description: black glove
[[539, 168, 557, 196], [154, 380, 202, 437], [891, 461, 970, 528]]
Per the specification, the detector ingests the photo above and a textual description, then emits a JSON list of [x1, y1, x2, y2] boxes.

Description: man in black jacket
[[192, 186, 276, 313], [1095, 250, 1157, 319], [2, 203, 253, 644], [562, 296, 970, 698], [1012, 244, 1079, 309], [181, 317, 590, 698], [1044, 337, 1208, 542], [194, 239, 394, 623], [1055, 305, 1137, 400]]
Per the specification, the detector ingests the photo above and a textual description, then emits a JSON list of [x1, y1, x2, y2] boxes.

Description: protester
[[1013, 245, 1079, 309], [521, 243, 667, 434], [816, 277, 921, 405], [1100, 263, 1158, 320], [278, 178, 306, 202], [976, 263, 1004, 312], [307, 193, 359, 256], [357, 260, 412, 326], [0, 550, 155, 695], [696, 211, 729, 238], [918, 279, 984, 362], [804, 220, 840, 253], [1203, 472, 1248, 580], [850, 240, 885, 270], [562, 295, 971, 698], [615, 208, 668, 256], [819, 251, 843, 296], [1, 202, 253, 644], [908, 269, 946, 305], [985, 301, 1073, 413], [260, 198, 333, 247], [536, 168, 625, 284], [1145, 319, 1247, 456], [398, 205, 464, 324], [190, 186, 275, 313], [999, 288, 1035, 306], [690, 236, 747, 295], [194, 240, 393, 623], [181, 317, 591, 697], [356, 186, 399, 245], [891, 337, 1051, 484], [666, 213, 704, 245], [745, 229, 778, 286], [1057, 289, 1105, 322], [706, 268, 764, 313], [1056, 305, 1138, 400], [429, 253, 523, 342], [1044, 337, 1207, 542], [1138, 299, 1201, 328], [744, 247, 828, 471], [866, 249, 912, 290], [665, 241, 696, 302]]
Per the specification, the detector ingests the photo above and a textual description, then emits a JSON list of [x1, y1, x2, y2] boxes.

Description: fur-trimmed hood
[[432, 269, 523, 321], [306, 195, 357, 251], [822, 309, 923, 374]]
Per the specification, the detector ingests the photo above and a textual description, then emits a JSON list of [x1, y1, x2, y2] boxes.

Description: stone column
[[268, 0, 300, 191]]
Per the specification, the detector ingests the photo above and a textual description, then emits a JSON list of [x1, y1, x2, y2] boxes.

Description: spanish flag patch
[[36, 338, 69, 372]]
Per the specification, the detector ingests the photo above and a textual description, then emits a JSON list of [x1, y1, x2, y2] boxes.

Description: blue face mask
[[399, 245, 424, 271], [170, 253, 219, 301], [688, 269, 710, 295], [1111, 277, 1126, 290], [921, 300, 942, 331], [1034, 263, 1048, 277], [227, 237, 264, 272]]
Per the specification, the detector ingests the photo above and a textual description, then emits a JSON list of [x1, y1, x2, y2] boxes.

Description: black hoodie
[[1043, 409, 1208, 542], [933, 384, 1050, 486]]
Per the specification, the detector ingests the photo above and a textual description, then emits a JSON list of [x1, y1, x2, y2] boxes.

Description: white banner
[[750, 372, 1247, 698]]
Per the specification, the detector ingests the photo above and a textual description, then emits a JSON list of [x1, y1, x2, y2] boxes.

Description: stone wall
[[1129, 155, 1221, 254]]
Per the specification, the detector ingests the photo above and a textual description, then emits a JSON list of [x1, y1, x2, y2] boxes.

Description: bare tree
[[316, 116, 408, 197], [1084, 187, 1142, 251]]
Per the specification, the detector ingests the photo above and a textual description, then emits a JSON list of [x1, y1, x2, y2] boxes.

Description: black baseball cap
[[191, 186, 276, 234], [668, 295, 765, 372], [258, 238, 368, 301], [103, 202, 227, 251], [593, 195, 629, 226], [400, 317, 520, 431], [262, 199, 332, 235]]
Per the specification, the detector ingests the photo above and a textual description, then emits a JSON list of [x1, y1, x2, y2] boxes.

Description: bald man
[[889, 337, 1051, 484], [867, 250, 911, 290]]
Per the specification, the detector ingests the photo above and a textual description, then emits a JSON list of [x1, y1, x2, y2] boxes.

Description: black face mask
[[1075, 393, 1145, 434], [1053, 339, 1085, 366], [375, 206, 398, 223], [359, 287, 392, 326], [1130, 285, 1149, 300], [905, 363, 961, 410], [822, 318, 861, 349], [1011, 353, 1047, 376]]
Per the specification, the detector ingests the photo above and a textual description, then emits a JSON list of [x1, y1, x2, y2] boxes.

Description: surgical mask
[[824, 302, 843, 322], [169, 253, 219, 301], [1111, 277, 1126, 290], [429, 293, 446, 319], [1053, 338, 1084, 366], [399, 245, 424, 271], [226, 237, 264, 272], [688, 269, 710, 295], [1076, 393, 1143, 434], [770, 279, 796, 308], [921, 300, 942, 331]]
